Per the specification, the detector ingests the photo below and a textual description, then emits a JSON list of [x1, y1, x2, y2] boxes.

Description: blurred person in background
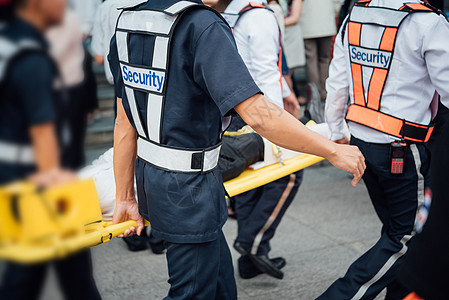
[[67, 0, 102, 40], [221, 0, 303, 280], [300, 0, 339, 101], [46, 9, 91, 169], [91, 0, 165, 254], [0, 0, 101, 299], [67, 0, 100, 126], [92, 0, 143, 87], [267, 0, 303, 117], [280, 0, 307, 104]]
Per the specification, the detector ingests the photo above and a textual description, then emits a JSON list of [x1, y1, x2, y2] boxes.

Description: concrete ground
[[36, 162, 386, 300]]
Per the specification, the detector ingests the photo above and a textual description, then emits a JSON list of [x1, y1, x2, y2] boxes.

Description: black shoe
[[249, 254, 284, 279], [148, 231, 165, 255], [123, 230, 149, 252], [233, 241, 249, 256], [239, 256, 286, 279], [234, 241, 284, 280]]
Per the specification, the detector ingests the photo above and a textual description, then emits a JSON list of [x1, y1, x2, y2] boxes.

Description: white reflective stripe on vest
[[137, 138, 221, 173], [0, 38, 41, 82], [117, 10, 178, 35], [152, 37, 169, 70], [350, 6, 409, 27], [116, 31, 129, 63], [125, 87, 147, 138], [0, 141, 34, 165], [165, 1, 199, 15], [147, 93, 163, 143]]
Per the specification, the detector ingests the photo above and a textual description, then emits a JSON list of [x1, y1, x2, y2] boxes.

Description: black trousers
[[163, 229, 237, 300], [318, 137, 430, 300], [56, 83, 89, 170], [234, 171, 303, 256], [0, 250, 101, 300]]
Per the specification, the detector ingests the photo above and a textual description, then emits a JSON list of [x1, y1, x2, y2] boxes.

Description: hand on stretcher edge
[[112, 198, 145, 238]]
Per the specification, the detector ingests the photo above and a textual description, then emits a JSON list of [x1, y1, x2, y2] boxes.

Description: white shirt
[[325, 0, 449, 143], [68, 0, 102, 37], [46, 11, 85, 88], [299, 0, 337, 39], [91, 0, 143, 84], [224, 0, 285, 108]]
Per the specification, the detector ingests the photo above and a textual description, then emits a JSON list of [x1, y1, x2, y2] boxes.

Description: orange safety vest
[[345, 0, 438, 143], [222, 2, 284, 90]]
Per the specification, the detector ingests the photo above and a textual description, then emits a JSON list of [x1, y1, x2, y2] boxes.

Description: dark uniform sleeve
[[12, 53, 57, 126], [192, 20, 261, 117], [108, 34, 123, 99]]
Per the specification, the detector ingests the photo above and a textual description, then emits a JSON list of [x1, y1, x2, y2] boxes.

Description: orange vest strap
[[401, 2, 434, 11], [278, 47, 283, 90], [348, 22, 362, 46], [379, 27, 398, 52], [346, 105, 434, 142], [354, 0, 372, 7], [367, 68, 388, 110], [351, 63, 366, 106], [403, 292, 424, 300], [248, 2, 266, 8]]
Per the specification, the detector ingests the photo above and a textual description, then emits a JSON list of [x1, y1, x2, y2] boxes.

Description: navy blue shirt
[[109, 0, 261, 243], [0, 18, 57, 184]]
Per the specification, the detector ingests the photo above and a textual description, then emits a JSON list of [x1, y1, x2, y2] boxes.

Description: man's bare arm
[[235, 94, 366, 186], [112, 98, 144, 237]]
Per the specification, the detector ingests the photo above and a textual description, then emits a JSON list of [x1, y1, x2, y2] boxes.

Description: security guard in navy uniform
[[0, 0, 101, 299], [323, 0, 449, 299], [109, 0, 366, 299], [221, 0, 303, 280]]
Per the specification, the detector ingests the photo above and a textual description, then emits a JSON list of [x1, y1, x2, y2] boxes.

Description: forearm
[[29, 123, 60, 172], [114, 98, 137, 203], [284, 0, 302, 26], [235, 94, 337, 159]]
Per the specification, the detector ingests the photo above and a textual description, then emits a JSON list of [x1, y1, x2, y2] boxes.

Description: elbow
[[246, 115, 276, 134]]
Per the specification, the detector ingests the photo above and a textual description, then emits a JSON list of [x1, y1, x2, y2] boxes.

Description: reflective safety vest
[[345, 0, 438, 143], [221, 2, 284, 90], [0, 37, 42, 165], [115, 1, 228, 173]]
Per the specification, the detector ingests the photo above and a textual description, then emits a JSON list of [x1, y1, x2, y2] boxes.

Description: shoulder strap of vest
[[399, 2, 441, 14], [222, 2, 273, 29], [353, 0, 372, 7], [0, 37, 42, 83], [239, 2, 273, 16]]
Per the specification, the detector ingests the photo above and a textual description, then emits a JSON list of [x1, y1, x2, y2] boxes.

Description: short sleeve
[[91, 7, 104, 56], [192, 20, 261, 117], [12, 53, 56, 126], [108, 33, 123, 98]]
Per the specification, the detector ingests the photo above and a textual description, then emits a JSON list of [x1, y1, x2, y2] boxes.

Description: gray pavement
[[77, 164, 384, 299]]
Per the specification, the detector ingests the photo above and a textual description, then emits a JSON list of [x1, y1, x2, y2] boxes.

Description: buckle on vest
[[191, 151, 205, 171]]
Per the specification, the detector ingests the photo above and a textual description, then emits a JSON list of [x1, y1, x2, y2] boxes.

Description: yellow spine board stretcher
[[0, 180, 149, 264], [0, 124, 324, 263]]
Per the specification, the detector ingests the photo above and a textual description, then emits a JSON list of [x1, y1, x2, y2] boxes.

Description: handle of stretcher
[[101, 219, 151, 238]]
